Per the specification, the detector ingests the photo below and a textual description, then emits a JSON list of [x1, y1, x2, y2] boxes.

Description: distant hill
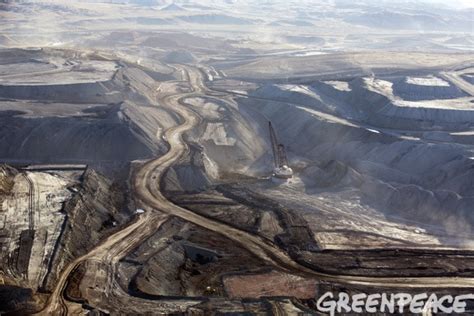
[[285, 36, 325, 45], [269, 19, 314, 27], [130, 0, 159, 5], [345, 10, 470, 32], [444, 35, 474, 45], [178, 14, 255, 25], [161, 3, 185, 11]]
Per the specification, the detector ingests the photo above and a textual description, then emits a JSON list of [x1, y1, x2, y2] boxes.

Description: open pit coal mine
[[1, 45, 474, 315]]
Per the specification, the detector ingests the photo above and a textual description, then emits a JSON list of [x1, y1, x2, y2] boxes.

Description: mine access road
[[38, 64, 474, 315]]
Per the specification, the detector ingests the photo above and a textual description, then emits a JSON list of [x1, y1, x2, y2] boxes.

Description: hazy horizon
[[8, 0, 474, 8]]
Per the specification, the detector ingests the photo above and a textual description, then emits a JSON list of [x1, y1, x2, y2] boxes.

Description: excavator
[[269, 122, 293, 179]]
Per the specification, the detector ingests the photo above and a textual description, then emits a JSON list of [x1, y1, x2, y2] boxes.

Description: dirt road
[[38, 64, 474, 315], [35, 211, 157, 315], [134, 66, 474, 289], [441, 68, 474, 96]]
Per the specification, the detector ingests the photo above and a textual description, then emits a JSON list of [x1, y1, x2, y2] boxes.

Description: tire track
[[22, 173, 35, 231]]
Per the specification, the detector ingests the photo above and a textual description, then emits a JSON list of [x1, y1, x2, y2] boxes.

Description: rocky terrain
[[0, 49, 178, 173], [0, 0, 474, 315], [0, 164, 129, 313], [218, 64, 474, 248]]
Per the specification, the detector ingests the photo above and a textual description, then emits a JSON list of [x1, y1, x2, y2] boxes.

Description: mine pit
[[1, 2, 474, 312]]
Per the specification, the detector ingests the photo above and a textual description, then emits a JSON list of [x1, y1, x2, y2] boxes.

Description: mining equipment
[[269, 122, 293, 179]]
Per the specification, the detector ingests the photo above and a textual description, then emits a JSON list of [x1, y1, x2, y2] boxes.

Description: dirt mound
[[341, 77, 474, 128], [162, 50, 197, 64], [0, 80, 122, 103], [182, 96, 268, 178], [301, 160, 363, 189], [161, 3, 184, 11], [0, 105, 160, 164], [362, 183, 474, 238], [391, 76, 467, 101], [0, 51, 173, 166], [250, 84, 327, 112], [162, 147, 212, 193], [0, 53, 121, 103]]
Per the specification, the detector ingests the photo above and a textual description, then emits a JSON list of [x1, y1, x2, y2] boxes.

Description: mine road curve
[[134, 65, 474, 288], [38, 65, 474, 315], [35, 211, 159, 315]]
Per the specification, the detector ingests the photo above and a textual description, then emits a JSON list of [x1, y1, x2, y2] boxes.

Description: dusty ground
[[0, 166, 79, 291], [1, 0, 474, 314]]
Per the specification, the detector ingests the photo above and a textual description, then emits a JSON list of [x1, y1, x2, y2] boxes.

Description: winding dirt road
[[36, 211, 155, 315], [134, 66, 474, 288], [38, 64, 474, 315]]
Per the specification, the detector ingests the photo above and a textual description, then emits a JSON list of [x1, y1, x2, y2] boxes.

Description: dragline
[[269, 122, 293, 179]]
